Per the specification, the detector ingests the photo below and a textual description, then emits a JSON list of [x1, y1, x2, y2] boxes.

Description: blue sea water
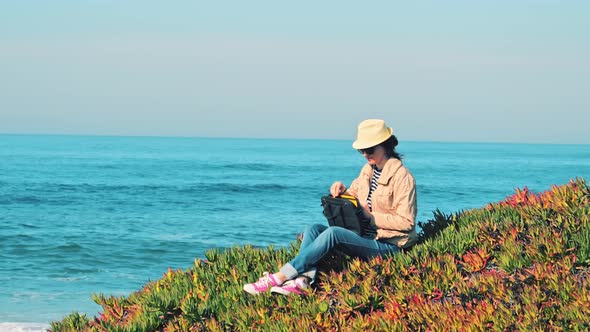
[[1, 134, 589, 327]]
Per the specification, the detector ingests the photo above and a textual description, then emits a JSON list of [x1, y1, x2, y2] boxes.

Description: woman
[[243, 119, 417, 295]]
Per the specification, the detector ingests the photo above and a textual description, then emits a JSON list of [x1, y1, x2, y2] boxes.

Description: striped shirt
[[366, 166, 382, 211]]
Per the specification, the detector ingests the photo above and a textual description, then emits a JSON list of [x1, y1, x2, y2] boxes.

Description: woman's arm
[[370, 173, 417, 232]]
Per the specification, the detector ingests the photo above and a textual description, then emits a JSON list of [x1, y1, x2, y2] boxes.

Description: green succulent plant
[[50, 178, 590, 331]]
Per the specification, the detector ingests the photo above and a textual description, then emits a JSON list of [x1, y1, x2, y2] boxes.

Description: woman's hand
[[330, 181, 347, 197]]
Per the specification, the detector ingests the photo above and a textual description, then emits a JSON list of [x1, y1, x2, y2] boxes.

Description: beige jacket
[[347, 158, 417, 248]]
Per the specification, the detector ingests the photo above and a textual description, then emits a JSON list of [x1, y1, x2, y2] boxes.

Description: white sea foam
[[0, 322, 50, 332]]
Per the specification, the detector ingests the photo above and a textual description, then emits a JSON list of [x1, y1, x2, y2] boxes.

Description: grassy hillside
[[51, 178, 590, 331]]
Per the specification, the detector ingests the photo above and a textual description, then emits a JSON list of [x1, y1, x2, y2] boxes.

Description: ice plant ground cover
[[51, 178, 590, 331]]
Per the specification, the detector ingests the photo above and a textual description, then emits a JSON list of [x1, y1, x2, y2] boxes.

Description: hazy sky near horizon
[[1, 1, 589, 143]]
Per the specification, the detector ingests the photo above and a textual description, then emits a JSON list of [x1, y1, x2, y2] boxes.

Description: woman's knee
[[300, 223, 326, 242], [304, 223, 326, 234], [322, 226, 351, 242]]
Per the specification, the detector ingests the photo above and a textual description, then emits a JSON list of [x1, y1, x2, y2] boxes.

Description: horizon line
[[1, 132, 588, 146]]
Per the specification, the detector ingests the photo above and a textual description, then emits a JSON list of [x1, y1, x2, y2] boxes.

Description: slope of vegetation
[[51, 178, 590, 331]]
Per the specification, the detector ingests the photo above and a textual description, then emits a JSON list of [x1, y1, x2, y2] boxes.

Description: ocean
[[1, 134, 589, 330]]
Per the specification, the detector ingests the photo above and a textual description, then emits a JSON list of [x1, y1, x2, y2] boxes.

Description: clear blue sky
[[1, 0, 589, 143]]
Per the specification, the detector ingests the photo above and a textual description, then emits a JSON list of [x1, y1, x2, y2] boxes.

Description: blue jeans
[[279, 223, 400, 280]]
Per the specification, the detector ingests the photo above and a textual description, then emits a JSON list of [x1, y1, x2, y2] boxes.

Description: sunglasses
[[357, 146, 377, 155]]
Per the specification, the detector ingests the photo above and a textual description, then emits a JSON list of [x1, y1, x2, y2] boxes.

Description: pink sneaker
[[243, 272, 282, 295], [271, 278, 309, 295]]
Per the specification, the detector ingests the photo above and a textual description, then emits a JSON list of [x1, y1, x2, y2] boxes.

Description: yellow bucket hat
[[352, 119, 393, 149]]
